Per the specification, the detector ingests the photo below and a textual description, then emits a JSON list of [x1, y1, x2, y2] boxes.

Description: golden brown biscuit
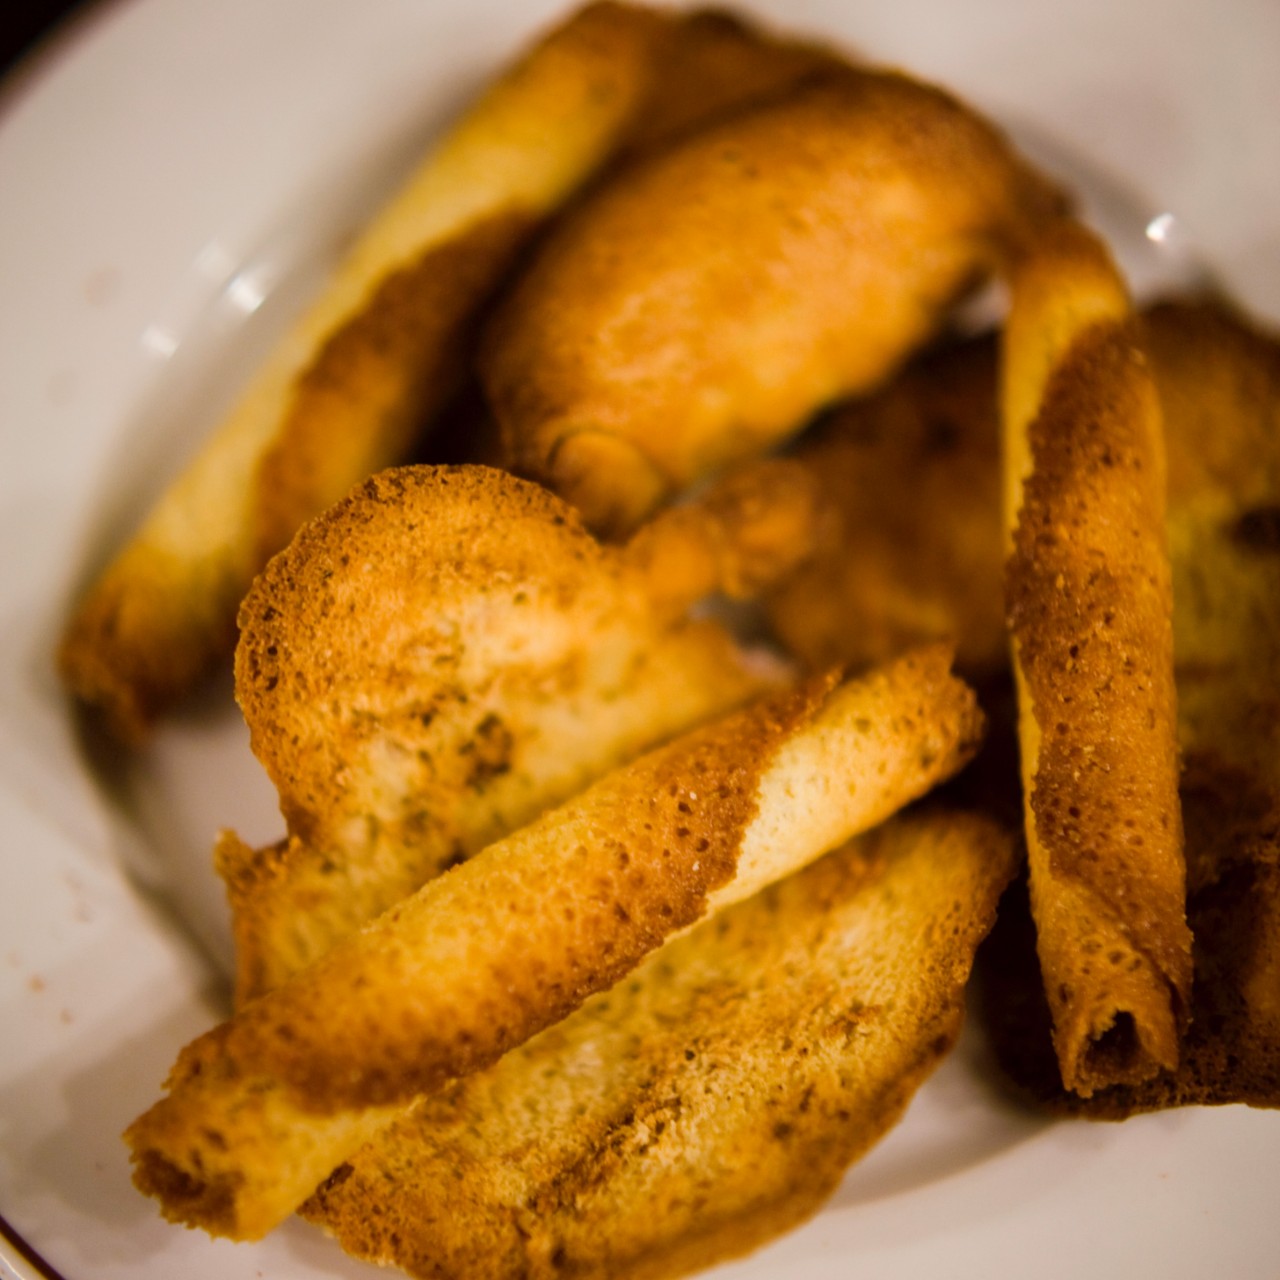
[[126, 648, 983, 1240], [223, 461, 823, 1003], [302, 807, 1018, 1280], [1001, 221, 1190, 1097], [481, 64, 1062, 536]]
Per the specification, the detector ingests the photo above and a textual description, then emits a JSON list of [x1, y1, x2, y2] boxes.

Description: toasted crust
[[1001, 221, 1190, 1096], [301, 807, 1018, 1280], [126, 648, 983, 1240], [621, 454, 831, 610], [481, 65, 1062, 535], [249, 212, 530, 556], [765, 333, 1006, 677], [57, 1, 674, 738], [226, 462, 822, 1001]]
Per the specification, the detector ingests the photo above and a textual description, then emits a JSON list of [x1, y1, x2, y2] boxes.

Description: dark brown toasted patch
[[766, 332, 1005, 677], [131, 1150, 241, 1236], [1232, 504, 1280, 551]]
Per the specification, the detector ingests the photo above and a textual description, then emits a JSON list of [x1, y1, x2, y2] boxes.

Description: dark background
[[2, 0, 96, 85]]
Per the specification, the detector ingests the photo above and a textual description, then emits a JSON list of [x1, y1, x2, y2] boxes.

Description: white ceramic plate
[[2, 2, 1278, 1278]]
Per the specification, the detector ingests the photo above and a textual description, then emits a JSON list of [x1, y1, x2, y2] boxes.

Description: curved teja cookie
[[481, 64, 1063, 537], [221, 460, 823, 1003], [1001, 219, 1191, 1096]]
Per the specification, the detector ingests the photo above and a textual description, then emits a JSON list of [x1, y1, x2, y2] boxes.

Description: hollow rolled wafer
[[302, 807, 1018, 1280], [221, 460, 825, 1003], [1001, 220, 1191, 1096], [126, 646, 983, 1240], [985, 298, 1280, 1114], [481, 63, 1063, 536]]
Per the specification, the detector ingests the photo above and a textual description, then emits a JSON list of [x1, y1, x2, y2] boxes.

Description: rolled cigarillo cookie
[[1001, 219, 1191, 1097], [985, 298, 1280, 1115]]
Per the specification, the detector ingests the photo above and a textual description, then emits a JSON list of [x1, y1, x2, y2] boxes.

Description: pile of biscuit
[[58, 5, 1278, 1277]]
